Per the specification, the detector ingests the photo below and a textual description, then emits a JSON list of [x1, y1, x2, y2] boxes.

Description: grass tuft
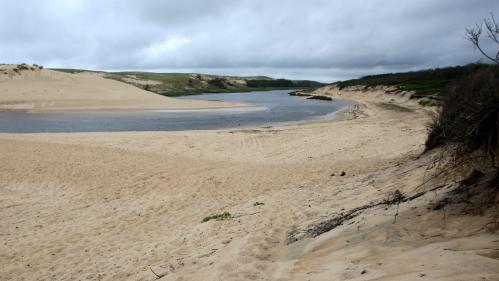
[[202, 212, 232, 223]]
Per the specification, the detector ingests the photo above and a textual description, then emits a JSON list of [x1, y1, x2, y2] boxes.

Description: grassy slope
[[334, 64, 496, 98], [52, 69, 323, 97]]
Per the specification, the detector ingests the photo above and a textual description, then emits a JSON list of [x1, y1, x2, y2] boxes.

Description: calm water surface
[[0, 90, 350, 133]]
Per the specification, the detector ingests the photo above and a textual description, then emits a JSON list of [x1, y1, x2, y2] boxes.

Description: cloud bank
[[1, 0, 497, 81]]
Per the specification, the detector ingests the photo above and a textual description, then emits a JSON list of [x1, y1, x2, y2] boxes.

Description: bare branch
[[485, 12, 499, 44], [466, 13, 499, 64], [466, 24, 482, 46]]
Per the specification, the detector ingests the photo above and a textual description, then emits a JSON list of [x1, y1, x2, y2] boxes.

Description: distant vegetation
[[334, 64, 496, 98], [52, 68, 90, 74], [246, 79, 321, 88], [52, 69, 323, 97]]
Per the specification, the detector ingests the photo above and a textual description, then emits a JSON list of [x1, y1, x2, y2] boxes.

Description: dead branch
[[466, 13, 499, 64], [286, 184, 446, 244]]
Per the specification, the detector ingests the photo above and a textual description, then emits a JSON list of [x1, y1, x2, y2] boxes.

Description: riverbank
[[1, 86, 497, 280]]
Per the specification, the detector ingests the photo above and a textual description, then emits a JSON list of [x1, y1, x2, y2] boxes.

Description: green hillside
[[334, 64, 497, 98], [52, 69, 323, 97]]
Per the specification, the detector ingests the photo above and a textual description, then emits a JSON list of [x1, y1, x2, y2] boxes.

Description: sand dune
[[0, 86, 497, 280], [0, 65, 245, 111]]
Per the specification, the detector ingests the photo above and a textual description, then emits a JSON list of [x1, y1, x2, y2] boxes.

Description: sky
[[1, 0, 498, 82]]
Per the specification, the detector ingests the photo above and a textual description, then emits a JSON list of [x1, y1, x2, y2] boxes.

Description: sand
[[0, 85, 497, 281], [0, 66, 246, 111]]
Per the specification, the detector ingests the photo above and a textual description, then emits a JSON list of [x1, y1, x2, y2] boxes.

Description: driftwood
[[286, 185, 446, 244]]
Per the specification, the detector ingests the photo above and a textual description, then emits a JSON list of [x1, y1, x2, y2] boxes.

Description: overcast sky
[[1, 0, 497, 82]]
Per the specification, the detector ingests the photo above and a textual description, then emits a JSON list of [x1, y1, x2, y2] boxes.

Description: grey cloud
[[1, 0, 497, 82]]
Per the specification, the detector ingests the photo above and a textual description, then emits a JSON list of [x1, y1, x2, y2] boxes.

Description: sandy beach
[[1, 81, 497, 281], [2, 1, 498, 279]]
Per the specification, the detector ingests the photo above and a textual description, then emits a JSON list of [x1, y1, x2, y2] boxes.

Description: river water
[[0, 90, 349, 133]]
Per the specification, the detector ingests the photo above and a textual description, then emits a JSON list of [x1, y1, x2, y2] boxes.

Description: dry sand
[[0, 66, 245, 111], [0, 85, 497, 281]]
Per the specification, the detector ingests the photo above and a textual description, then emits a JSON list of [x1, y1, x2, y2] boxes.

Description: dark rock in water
[[361, 270, 367, 275], [330, 173, 335, 176], [340, 171, 346, 176], [289, 91, 312, 97], [307, 95, 332, 101]]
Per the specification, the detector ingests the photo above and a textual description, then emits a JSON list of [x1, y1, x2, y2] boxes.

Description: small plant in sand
[[202, 212, 232, 222], [418, 99, 442, 107]]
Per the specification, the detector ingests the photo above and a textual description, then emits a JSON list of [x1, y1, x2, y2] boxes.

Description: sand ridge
[[0, 66, 247, 112]]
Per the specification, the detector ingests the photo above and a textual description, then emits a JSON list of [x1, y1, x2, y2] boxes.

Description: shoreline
[[0, 102, 256, 114], [0, 100, 253, 113]]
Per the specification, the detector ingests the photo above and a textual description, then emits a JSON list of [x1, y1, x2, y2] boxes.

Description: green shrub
[[202, 212, 232, 223], [426, 66, 499, 162]]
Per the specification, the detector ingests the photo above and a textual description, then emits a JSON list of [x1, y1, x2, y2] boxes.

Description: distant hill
[[333, 64, 498, 99], [52, 69, 324, 97], [0, 65, 245, 111]]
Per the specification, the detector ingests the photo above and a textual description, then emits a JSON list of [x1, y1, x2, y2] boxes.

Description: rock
[[330, 173, 335, 176], [361, 269, 367, 275], [340, 171, 346, 176], [307, 95, 333, 101]]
